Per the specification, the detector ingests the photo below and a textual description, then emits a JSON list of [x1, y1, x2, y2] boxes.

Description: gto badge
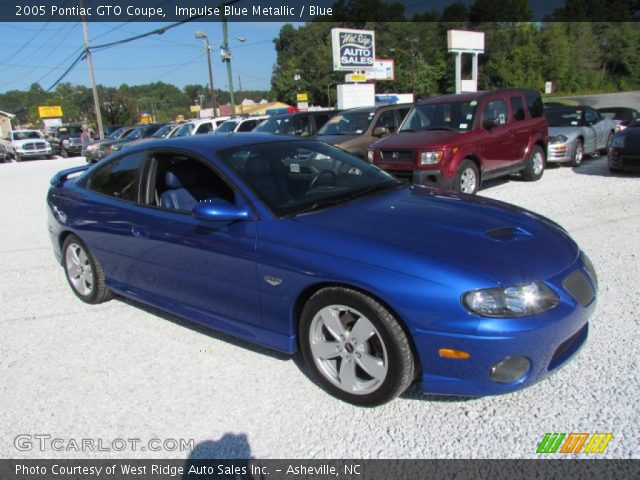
[[264, 275, 283, 286]]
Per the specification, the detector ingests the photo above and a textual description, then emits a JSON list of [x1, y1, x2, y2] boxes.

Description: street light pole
[[220, 18, 246, 116], [195, 31, 218, 117], [80, 0, 104, 140]]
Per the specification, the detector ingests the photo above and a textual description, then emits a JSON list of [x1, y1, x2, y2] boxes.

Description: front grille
[[23, 142, 47, 150], [380, 150, 413, 162], [562, 270, 595, 307], [548, 323, 588, 371]]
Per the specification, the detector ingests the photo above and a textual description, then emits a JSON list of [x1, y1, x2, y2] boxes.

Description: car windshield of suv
[[172, 123, 194, 137], [122, 127, 145, 140], [218, 140, 400, 217], [106, 127, 126, 139], [544, 109, 584, 127], [216, 120, 240, 133], [12, 130, 43, 141], [58, 126, 83, 137], [317, 111, 373, 135], [254, 116, 294, 134], [399, 101, 477, 132]]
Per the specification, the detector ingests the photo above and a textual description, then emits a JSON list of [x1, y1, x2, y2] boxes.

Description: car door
[[80, 149, 262, 328], [508, 94, 531, 162], [582, 109, 599, 153], [586, 108, 607, 149], [478, 97, 513, 172]]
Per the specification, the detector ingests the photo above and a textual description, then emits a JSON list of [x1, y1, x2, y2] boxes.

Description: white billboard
[[331, 28, 375, 71], [366, 59, 395, 81], [447, 30, 485, 52]]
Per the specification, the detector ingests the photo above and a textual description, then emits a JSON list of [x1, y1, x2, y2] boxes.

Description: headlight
[[111, 144, 122, 152], [549, 135, 568, 144], [367, 150, 374, 162], [419, 150, 443, 165], [610, 135, 625, 149], [87, 144, 98, 151], [463, 282, 560, 317]]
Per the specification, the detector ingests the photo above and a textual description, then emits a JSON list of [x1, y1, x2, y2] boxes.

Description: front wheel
[[62, 235, 112, 304], [454, 159, 480, 194], [299, 287, 415, 406], [522, 145, 545, 181], [569, 140, 584, 167]]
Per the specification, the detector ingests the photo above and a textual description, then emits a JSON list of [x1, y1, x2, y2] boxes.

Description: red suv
[[368, 89, 548, 194]]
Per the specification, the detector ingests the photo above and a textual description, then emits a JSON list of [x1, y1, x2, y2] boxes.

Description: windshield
[[152, 124, 175, 138], [173, 123, 194, 137], [218, 140, 399, 217], [317, 111, 374, 135], [58, 126, 83, 137], [107, 127, 125, 139], [216, 120, 240, 133], [544, 109, 584, 127], [254, 116, 294, 134], [123, 127, 145, 140], [400, 101, 477, 132], [12, 130, 43, 140]]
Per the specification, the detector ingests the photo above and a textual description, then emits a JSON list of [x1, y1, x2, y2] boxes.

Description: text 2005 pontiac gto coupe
[[47, 134, 597, 405]]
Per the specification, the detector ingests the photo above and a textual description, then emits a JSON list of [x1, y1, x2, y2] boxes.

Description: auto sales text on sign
[[332, 28, 376, 71]]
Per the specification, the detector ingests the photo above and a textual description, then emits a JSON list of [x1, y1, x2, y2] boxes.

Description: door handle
[[131, 226, 149, 238]]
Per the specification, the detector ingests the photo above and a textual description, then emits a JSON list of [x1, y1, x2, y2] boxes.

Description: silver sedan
[[545, 106, 617, 166]]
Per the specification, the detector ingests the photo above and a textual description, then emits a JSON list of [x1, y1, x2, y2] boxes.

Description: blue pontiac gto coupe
[[47, 134, 597, 406]]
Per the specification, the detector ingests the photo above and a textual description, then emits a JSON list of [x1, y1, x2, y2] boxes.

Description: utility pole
[[221, 17, 236, 115], [80, 0, 104, 139]]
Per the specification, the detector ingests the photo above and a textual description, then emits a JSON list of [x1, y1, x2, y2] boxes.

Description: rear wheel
[[454, 160, 479, 194], [62, 235, 112, 304], [522, 145, 545, 181], [14, 153, 22, 162], [569, 140, 584, 167], [299, 287, 415, 406]]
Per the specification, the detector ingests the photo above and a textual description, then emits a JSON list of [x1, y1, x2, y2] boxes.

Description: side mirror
[[193, 198, 251, 222], [482, 117, 499, 130], [373, 126, 389, 137]]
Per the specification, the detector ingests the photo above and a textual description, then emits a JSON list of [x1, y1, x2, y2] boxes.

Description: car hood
[[291, 186, 578, 285], [371, 130, 462, 149]]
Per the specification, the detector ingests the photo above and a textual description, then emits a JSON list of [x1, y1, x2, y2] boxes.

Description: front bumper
[[609, 150, 640, 171], [414, 259, 597, 396], [16, 147, 52, 158], [547, 143, 571, 163]]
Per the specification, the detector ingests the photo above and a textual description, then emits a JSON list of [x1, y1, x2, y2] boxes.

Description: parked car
[[315, 104, 411, 159], [608, 119, 640, 172], [48, 123, 84, 157], [171, 117, 230, 137], [47, 134, 597, 406], [369, 89, 547, 194], [596, 107, 639, 133], [254, 111, 335, 136], [215, 115, 269, 133], [83, 125, 136, 163], [0, 141, 7, 162], [86, 123, 166, 163], [3, 129, 53, 161], [545, 106, 617, 166]]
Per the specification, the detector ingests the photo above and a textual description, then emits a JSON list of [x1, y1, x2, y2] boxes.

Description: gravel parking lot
[[0, 155, 638, 459]]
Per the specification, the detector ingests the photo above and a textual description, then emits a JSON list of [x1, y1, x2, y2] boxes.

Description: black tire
[[14, 153, 22, 162], [601, 132, 614, 155], [453, 159, 480, 194], [522, 145, 545, 181], [299, 287, 415, 406], [62, 234, 112, 304], [569, 139, 584, 167], [60, 146, 68, 158]]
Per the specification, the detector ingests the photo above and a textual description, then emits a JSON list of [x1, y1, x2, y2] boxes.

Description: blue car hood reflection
[[292, 186, 578, 285]]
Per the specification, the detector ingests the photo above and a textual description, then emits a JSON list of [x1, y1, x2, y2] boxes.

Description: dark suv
[[48, 123, 84, 157], [368, 89, 548, 194]]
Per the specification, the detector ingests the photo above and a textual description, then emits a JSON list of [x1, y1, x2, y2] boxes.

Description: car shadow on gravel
[[570, 155, 640, 178], [117, 296, 291, 362]]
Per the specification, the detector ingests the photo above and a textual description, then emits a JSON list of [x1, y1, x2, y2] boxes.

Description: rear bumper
[[609, 151, 640, 170]]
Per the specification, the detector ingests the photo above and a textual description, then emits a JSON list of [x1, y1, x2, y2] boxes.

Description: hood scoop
[[484, 226, 533, 242]]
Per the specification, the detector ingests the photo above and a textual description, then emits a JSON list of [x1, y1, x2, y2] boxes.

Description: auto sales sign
[[331, 28, 375, 71]]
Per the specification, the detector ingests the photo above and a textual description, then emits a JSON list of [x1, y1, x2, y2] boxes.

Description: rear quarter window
[[88, 152, 145, 202], [524, 91, 544, 118]]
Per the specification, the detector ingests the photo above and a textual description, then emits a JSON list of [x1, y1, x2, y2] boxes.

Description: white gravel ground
[[0, 156, 638, 459]]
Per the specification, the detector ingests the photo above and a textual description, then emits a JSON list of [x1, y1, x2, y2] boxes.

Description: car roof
[[340, 103, 412, 114], [126, 132, 293, 152], [417, 89, 537, 105]]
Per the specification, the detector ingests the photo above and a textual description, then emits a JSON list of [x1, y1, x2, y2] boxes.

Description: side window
[[525, 91, 544, 117], [585, 110, 599, 124], [313, 114, 330, 131], [88, 152, 145, 202], [483, 99, 509, 126], [152, 153, 235, 212], [293, 117, 311, 136], [238, 120, 257, 132], [195, 122, 212, 134], [510, 96, 526, 121], [375, 110, 398, 133]]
